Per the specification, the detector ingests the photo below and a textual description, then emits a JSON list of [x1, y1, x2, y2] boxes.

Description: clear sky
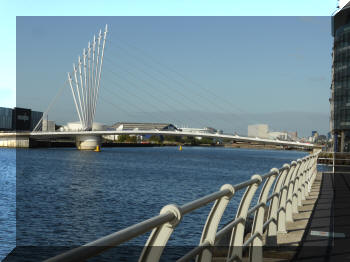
[[3, 0, 342, 136]]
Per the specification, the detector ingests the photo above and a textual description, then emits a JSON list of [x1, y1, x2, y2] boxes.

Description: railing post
[[286, 160, 301, 223], [292, 158, 305, 214], [139, 204, 182, 262], [266, 166, 289, 246], [304, 155, 315, 198], [277, 163, 295, 233], [249, 172, 278, 262], [197, 184, 235, 262], [298, 156, 311, 202], [309, 154, 318, 191], [296, 158, 307, 208], [301, 156, 311, 200], [308, 155, 315, 192], [227, 175, 262, 262]]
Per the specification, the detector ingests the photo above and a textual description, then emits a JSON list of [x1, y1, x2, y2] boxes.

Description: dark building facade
[[12, 107, 32, 131], [0, 107, 13, 131], [331, 3, 350, 152], [0, 107, 43, 131]]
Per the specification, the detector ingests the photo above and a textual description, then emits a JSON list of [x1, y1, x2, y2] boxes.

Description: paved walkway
[[214, 171, 350, 261], [269, 171, 350, 261]]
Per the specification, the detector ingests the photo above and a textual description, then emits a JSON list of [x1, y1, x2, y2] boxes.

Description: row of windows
[[334, 43, 350, 53], [334, 64, 349, 72], [334, 90, 350, 97], [334, 52, 350, 63], [334, 104, 350, 111], [335, 27, 350, 42], [333, 71, 350, 81], [334, 110, 350, 122], [333, 23, 350, 131], [334, 122, 350, 130], [333, 78, 350, 88]]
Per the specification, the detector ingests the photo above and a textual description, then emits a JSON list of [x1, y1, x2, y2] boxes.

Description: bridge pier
[[76, 135, 101, 150], [0, 135, 30, 148]]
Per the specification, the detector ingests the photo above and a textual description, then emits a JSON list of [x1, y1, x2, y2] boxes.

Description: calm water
[[0, 149, 15, 261], [1, 147, 307, 260]]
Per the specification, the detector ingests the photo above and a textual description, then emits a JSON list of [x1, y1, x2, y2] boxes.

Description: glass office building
[[332, 2, 350, 151]]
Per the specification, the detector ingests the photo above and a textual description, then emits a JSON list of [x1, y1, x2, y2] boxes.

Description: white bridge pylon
[[68, 25, 108, 131]]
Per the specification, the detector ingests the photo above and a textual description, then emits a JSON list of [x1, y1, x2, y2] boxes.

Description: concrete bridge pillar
[[0, 135, 30, 148], [76, 135, 101, 150]]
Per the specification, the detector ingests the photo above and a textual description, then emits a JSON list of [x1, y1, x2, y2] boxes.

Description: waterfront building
[[287, 131, 298, 140], [268, 131, 288, 140], [180, 126, 220, 134], [31, 110, 43, 131], [0, 107, 43, 131], [105, 122, 178, 142], [331, 2, 350, 151], [248, 124, 298, 141], [0, 107, 13, 131], [113, 122, 178, 131], [179, 126, 222, 140], [248, 124, 269, 139], [59, 122, 106, 131]]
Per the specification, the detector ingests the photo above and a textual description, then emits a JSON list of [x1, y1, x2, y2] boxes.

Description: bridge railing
[[45, 152, 319, 262]]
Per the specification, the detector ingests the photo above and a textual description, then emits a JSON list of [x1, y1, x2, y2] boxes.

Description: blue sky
[[3, 0, 341, 135]]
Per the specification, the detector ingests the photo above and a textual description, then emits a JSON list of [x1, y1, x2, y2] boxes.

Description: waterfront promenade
[[292, 171, 350, 261], [4, 149, 349, 261], [260, 170, 350, 261]]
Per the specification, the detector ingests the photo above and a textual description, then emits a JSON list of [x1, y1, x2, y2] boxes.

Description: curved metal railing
[[45, 152, 319, 262]]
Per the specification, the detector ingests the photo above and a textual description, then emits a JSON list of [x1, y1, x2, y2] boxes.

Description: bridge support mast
[[66, 25, 108, 150]]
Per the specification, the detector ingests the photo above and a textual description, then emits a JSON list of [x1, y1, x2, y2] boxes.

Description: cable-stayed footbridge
[[2, 25, 320, 151]]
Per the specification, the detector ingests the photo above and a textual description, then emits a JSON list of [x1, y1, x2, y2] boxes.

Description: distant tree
[[163, 135, 182, 142], [118, 135, 137, 143], [127, 135, 137, 143], [117, 135, 128, 142], [183, 136, 197, 145], [149, 135, 162, 143], [199, 137, 214, 145]]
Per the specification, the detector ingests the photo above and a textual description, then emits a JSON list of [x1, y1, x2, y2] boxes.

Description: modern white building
[[113, 122, 177, 131], [268, 131, 288, 140], [105, 122, 178, 141], [179, 127, 222, 140], [59, 122, 106, 132], [180, 127, 221, 134], [248, 124, 269, 139]]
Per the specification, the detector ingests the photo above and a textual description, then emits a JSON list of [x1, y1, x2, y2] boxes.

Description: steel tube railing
[[180, 189, 231, 215], [215, 217, 245, 241], [176, 240, 210, 262], [44, 152, 320, 262], [44, 212, 175, 262]]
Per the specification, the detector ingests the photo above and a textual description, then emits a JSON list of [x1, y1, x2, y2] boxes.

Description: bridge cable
[[105, 40, 252, 132], [103, 55, 222, 129], [103, 62, 214, 129], [107, 39, 253, 125], [33, 81, 68, 132], [108, 38, 288, 134]]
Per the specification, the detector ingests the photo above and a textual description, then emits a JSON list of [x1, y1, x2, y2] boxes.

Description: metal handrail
[[318, 157, 350, 161], [180, 189, 232, 215], [44, 152, 320, 262]]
